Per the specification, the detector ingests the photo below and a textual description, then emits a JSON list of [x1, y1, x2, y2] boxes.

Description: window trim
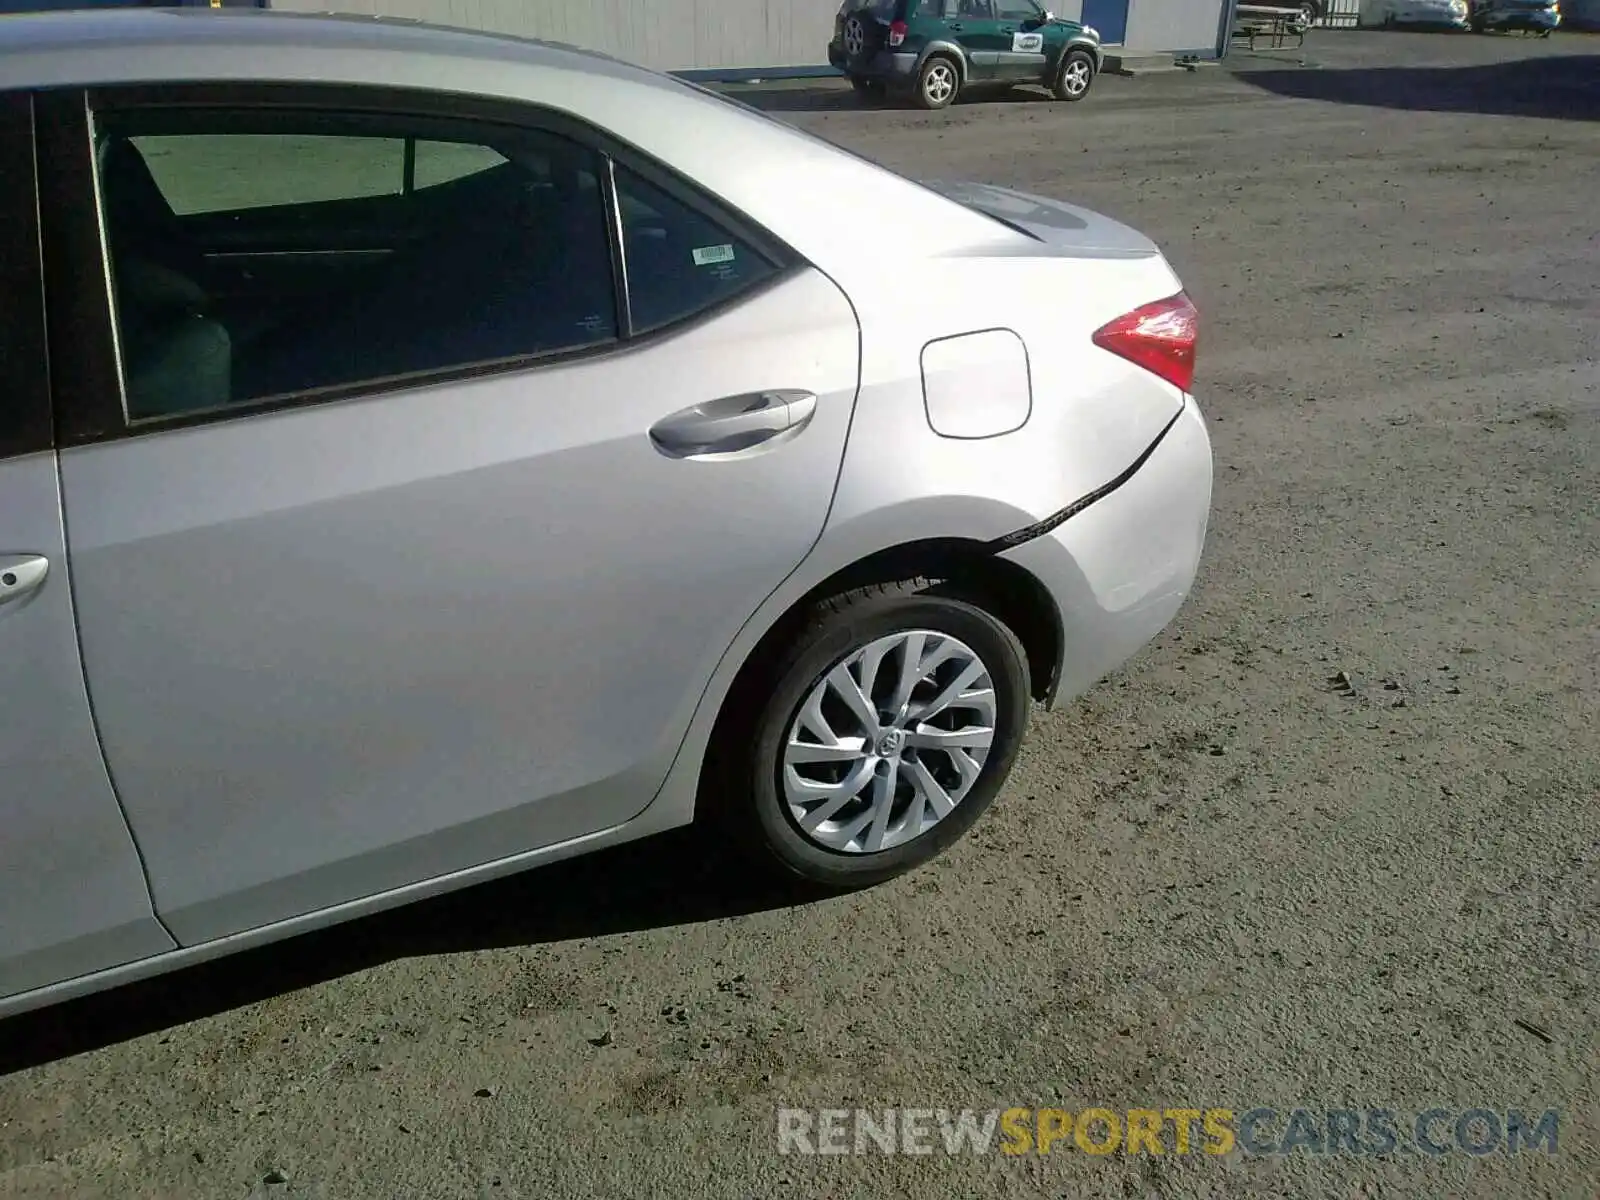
[[0, 92, 54, 461], [37, 82, 804, 448], [35, 88, 123, 449], [600, 155, 635, 340]]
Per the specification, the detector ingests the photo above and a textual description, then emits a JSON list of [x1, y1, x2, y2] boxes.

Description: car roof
[[0, 7, 670, 95], [0, 8, 1021, 284]]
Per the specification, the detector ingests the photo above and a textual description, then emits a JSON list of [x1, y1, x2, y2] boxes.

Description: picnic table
[[1233, 4, 1308, 49]]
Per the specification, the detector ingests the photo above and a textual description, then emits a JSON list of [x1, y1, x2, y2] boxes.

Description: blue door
[[1081, 0, 1130, 44]]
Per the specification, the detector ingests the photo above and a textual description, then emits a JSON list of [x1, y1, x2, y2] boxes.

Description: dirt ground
[[2, 28, 1596, 1200]]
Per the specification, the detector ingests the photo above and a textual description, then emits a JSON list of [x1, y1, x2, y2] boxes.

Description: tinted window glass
[[997, 0, 1041, 19], [413, 141, 508, 190], [132, 134, 406, 214], [98, 111, 617, 422], [614, 165, 776, 335]]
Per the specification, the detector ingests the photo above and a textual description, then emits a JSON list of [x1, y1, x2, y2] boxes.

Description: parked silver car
[[1359, 0, 1473, 26], [0, 8, 1213, 1018]]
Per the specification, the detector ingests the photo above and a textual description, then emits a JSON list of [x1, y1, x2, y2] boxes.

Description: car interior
[[98, 124, 621, 420], [95, 115, 777, 423]]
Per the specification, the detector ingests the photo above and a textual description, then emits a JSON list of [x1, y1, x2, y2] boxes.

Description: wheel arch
[[917, 40, 971, 81], [716, 538, 1063, 726], [1064, 37, 1103, 68]]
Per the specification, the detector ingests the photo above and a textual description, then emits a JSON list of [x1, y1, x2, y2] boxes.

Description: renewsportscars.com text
[[776, 1106, 1561, 1157]]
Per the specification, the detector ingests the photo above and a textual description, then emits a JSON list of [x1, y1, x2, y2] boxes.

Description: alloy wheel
[[1061, 58, 1091, 97], [781, 629, 996, 854], [923, 61, 956, 106]]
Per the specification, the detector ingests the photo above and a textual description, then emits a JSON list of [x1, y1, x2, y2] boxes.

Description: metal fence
[[1313, 0, 1362, 28]]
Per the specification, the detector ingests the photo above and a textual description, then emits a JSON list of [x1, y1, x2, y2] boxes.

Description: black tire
[[848, 75, 886, 102], [1292, 1, 1317, 32], [1052, 48, 1096, 102], [914, 54, 961, 110], [710, 578, 1030, 891]]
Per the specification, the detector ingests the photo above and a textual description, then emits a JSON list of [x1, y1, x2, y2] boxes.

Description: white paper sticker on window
[[692, 244, 736, 266], [1012, 31, 1044, 52]]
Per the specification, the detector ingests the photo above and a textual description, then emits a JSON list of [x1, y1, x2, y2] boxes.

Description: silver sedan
[[0, 8, 1212, 1018]]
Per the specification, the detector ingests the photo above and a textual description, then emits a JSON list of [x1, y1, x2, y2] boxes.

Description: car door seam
[[51, 451, 180, 947], [641, 261, 866, 800]]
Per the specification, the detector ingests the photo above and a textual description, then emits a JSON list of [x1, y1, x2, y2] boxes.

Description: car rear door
[[0, 92, 175, 1005], [41, 84, 862, 947], [934, 0, 1007, 79]]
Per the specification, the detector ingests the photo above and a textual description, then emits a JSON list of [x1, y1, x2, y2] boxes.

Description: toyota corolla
[[0, 7, 1213, 1017]]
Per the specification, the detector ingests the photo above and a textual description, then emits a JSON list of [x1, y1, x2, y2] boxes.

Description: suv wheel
[[915, 55, 961, 110], [849, 75, 886, 102], [709, 579, 1030, 890], [1052, 48, 1095, 101], [842, 13, 873, 60]]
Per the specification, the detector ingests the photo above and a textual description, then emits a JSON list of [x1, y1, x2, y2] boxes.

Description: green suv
[[829, 0, 1104, 110]]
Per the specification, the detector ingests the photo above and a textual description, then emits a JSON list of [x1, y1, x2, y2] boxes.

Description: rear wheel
[[915, 55, 961, 110], [849, 75, 886, 102], [710, 579, 1030, 890], [1052, 48, 1096, 101]]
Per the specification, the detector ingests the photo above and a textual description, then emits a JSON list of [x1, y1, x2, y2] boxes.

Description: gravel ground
[[2, 29, 1597, 1200]]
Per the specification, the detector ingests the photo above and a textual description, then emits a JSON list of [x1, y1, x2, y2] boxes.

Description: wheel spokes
[[886, 631, 928, 716], [915, 658, 989, 723], [785, 737, 868, 765], [825, 662, 879, 731], [904, 725, 993, 751], [780, 628, 999, 855], [863, 759, 900, 853]]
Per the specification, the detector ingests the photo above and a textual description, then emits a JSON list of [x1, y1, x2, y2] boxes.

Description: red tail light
[[1092, 292, 1198, 393], [888, 19, 909, 45]]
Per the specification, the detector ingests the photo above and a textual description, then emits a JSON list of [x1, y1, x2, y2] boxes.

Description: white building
[[266, 0, 1241, 77]]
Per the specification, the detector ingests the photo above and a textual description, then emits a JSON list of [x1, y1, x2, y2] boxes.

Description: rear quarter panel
[[824, 248, 1188, 545]]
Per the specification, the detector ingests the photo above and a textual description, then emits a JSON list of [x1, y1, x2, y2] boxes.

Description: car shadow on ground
[[0, 824, 828, 1075], [1239, 53, 1600, 120], [717, 82, 1054, 114], [719, 83, 867, 112]]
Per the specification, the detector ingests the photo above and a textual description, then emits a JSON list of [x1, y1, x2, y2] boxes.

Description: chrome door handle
[[0, 554, 49, 607], [649, 389, 818, 460], [948, 21, 965, 30]]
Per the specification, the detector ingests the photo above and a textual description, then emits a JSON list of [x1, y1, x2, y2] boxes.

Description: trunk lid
[[922, 179, 1162, 259]]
